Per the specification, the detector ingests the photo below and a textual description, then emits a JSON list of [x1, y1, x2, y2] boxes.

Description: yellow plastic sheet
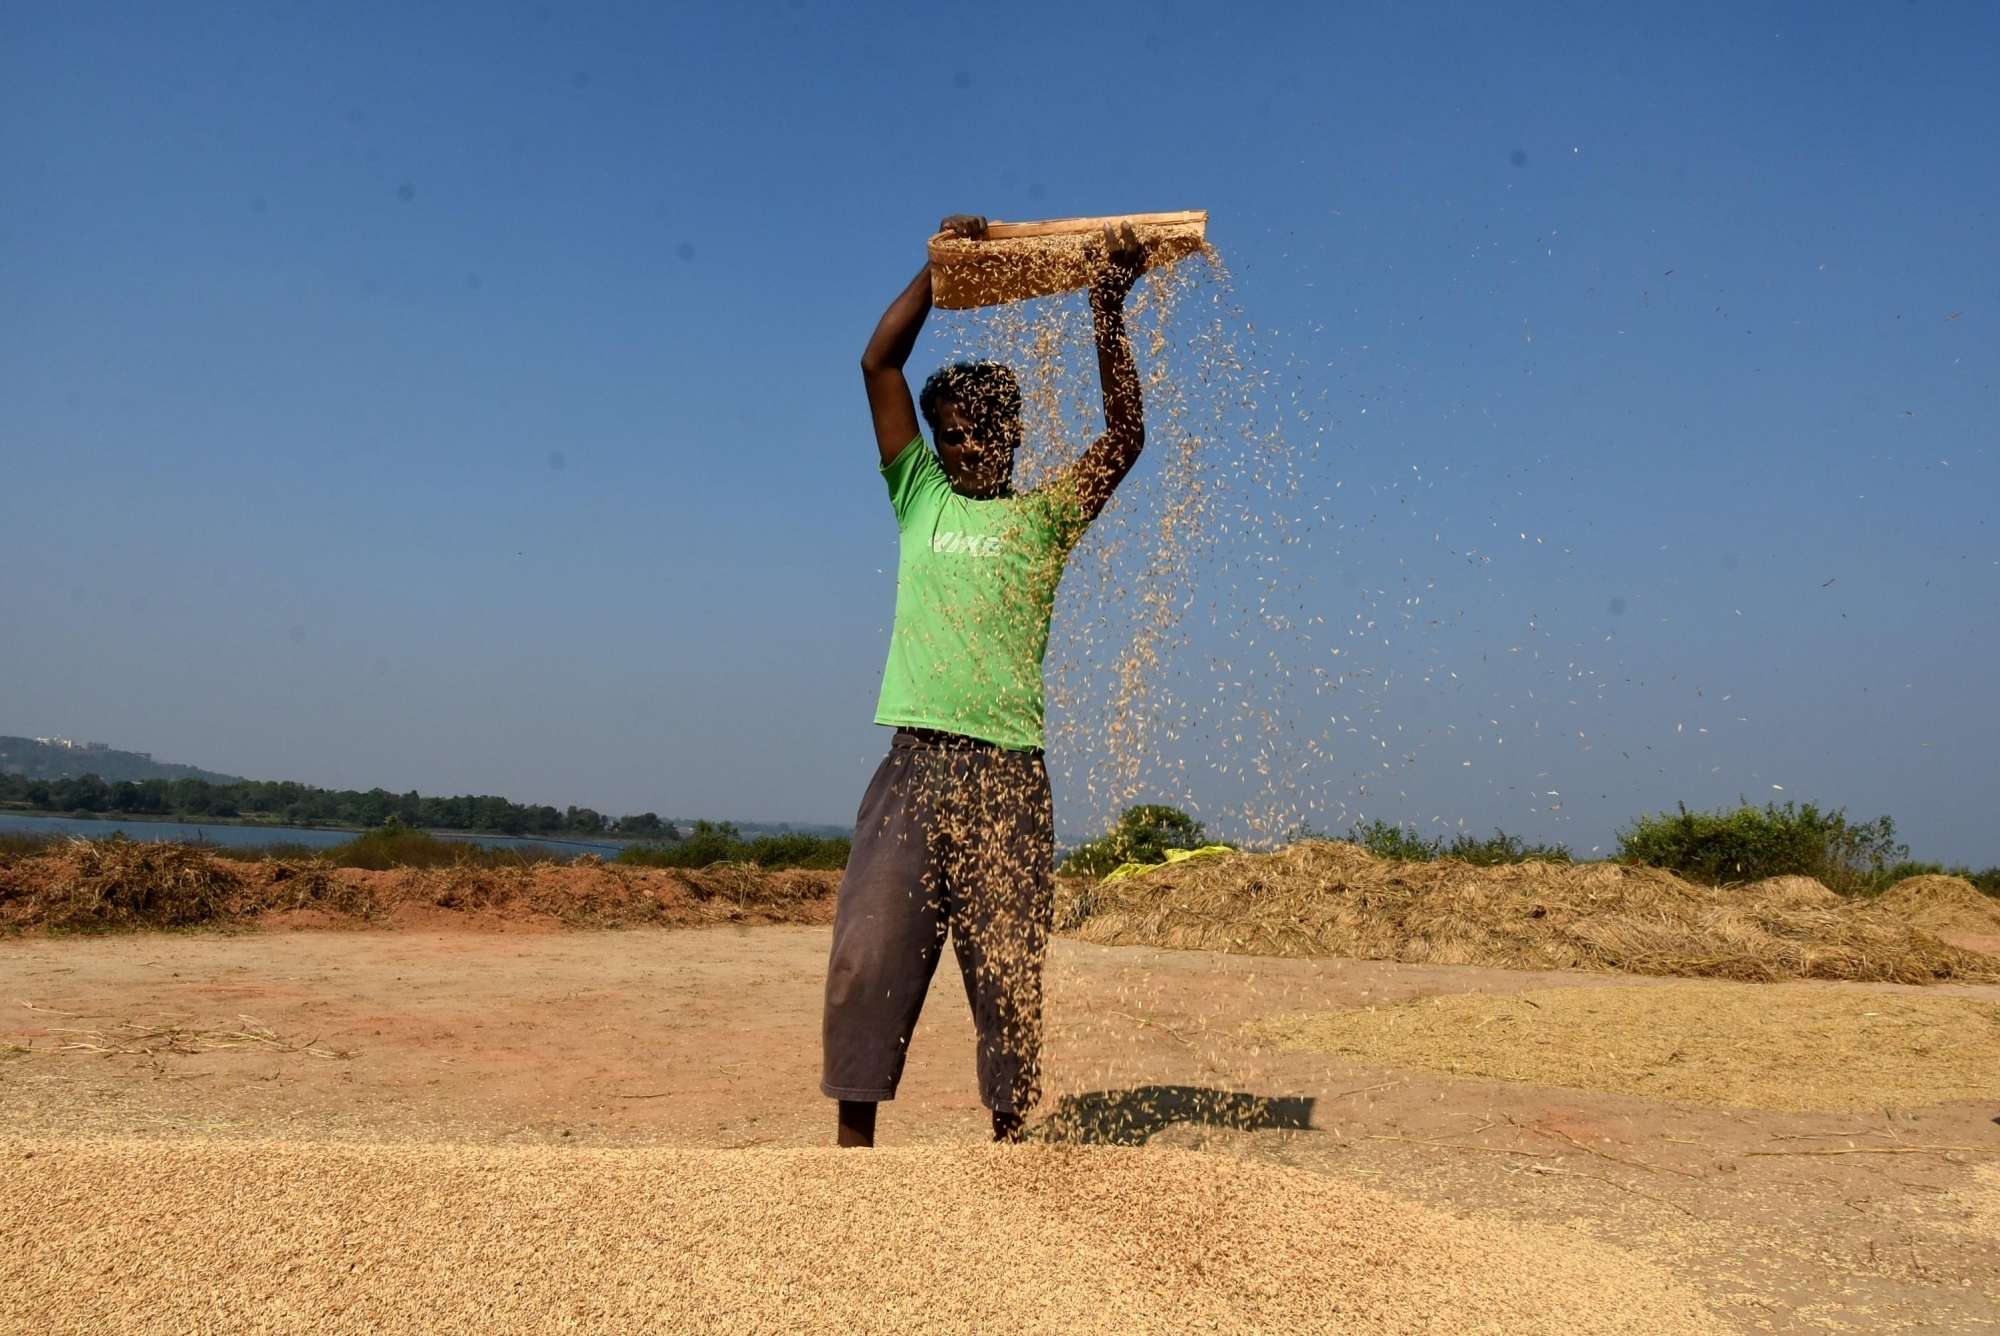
[[1098, 844, 1237, 884]]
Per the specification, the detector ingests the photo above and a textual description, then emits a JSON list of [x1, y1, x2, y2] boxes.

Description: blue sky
[[4, 2, 1995, 860]]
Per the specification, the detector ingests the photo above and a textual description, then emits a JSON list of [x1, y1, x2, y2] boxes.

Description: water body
[[0, 810, 626, 855]]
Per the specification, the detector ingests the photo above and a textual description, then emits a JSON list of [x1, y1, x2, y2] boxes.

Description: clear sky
[[4, 2, 1995, 860]]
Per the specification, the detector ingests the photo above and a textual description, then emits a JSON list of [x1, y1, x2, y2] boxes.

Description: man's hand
[[1090, 221, 1145, 306], [939, 214, 989, 241]]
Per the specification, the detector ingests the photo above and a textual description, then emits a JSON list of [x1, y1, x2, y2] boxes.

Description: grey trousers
[[821, 729, 1056, 1114]]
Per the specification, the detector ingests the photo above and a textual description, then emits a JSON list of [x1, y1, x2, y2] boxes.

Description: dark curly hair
[[918, 361, 1022, 438]]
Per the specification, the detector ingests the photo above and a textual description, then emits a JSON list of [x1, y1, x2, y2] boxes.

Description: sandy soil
[[4, 925, 1998, 1333]]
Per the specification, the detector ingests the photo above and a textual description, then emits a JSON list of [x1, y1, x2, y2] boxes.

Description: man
[[822, 213, 1148, 1146]]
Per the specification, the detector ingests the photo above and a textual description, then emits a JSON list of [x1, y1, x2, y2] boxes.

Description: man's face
[[933, 397, 1019, 499]]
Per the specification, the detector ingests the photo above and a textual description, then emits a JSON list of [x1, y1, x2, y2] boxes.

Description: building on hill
[[32, 737, 121, 754]]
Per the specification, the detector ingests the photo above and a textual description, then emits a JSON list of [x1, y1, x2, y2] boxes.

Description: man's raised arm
[[1065, 222, 1147, 521], [862, 214, 986, 466]]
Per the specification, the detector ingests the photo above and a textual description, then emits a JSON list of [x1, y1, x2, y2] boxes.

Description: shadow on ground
[[1035, 1085, 1316, 1146]]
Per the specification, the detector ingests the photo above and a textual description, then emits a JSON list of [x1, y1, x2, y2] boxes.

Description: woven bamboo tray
[[928, 210, 1209, 310]]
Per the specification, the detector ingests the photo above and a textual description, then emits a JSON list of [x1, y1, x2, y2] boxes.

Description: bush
[[1440, 829, 1573, 866], [1344, 820, 1569, 865], [313, 827, 563, 871], [1617, 801, 1904, 894], [619, 820, 850, 871], [1059, 805, 1216, 877], [1346, 820, 1445, 862]]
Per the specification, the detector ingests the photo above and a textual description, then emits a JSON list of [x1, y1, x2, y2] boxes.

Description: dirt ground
[[5, 923, 1998, 1333]]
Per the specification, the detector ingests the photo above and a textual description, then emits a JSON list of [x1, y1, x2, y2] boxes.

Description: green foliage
[[1059, 805, 1214, 877], [619, 820, 850, 871], [1346, 819, 1445, 862], [1344, 820, 1570, 865], [1442, 830, 1573, 866], [1617, 800, 1905, 894]]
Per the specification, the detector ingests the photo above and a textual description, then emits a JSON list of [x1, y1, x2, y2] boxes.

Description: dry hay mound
[[391, 860, 836, 927], [1253, 982, 2000, 1112], [1060, 841, 1999, 984], [1866, 875, 2000, 937], [0, 1138, 1726, 1335], [1741, 874, 1842, 909], [0, 839, 240, 931], [0, 842, 837, 933]]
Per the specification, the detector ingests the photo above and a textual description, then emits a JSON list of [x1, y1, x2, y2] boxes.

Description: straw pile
[[1058, 841, 2000, 983], [0, 1138, 1728, 1335], [0, 838, 240, 930], [0, 840, 837, 933], [1864, 874, 2000, 938], [1253, 982, 2000, 1112], [1740, 874, 1844, 910]]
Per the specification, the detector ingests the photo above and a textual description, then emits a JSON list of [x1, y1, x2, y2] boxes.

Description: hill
[[0, 736, 244, 786]]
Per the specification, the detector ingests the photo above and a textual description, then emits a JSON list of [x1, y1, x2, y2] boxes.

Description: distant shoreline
[[0, 804, 633, 845], [0, 804, 850, 844]]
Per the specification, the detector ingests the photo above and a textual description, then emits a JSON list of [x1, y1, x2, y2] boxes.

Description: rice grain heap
[[0, 1138, 1730, 1335]]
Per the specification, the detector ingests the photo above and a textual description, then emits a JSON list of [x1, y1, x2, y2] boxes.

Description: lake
[[0, 810, 627, 855]]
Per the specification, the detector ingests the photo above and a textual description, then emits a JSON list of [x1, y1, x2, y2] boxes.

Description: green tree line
[[0, 772, 674, 839]]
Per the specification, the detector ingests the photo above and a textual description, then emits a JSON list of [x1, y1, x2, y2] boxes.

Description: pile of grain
[[1058, 841, 1999, 983], [1253, 982, 2000, 1112], [0, 1138, 1727, 1335], [0, 840, 837, 933]]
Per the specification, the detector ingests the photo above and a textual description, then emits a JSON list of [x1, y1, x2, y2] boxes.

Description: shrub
[[1059, 805, 1215, 877], [1617, 801, 1905, 894], [1346, 820, 1444, 862], [619, 820, 850, 871], [313, 827, 563, 871], [1440, 829, 1572, 866], [1344, 821, 1569, 865]]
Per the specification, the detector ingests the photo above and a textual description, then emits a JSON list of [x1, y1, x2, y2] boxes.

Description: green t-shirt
[[873, 438, 1088, 751]]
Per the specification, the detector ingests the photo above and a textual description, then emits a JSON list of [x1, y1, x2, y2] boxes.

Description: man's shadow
[[1034, 1085, 1315, 1146]]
